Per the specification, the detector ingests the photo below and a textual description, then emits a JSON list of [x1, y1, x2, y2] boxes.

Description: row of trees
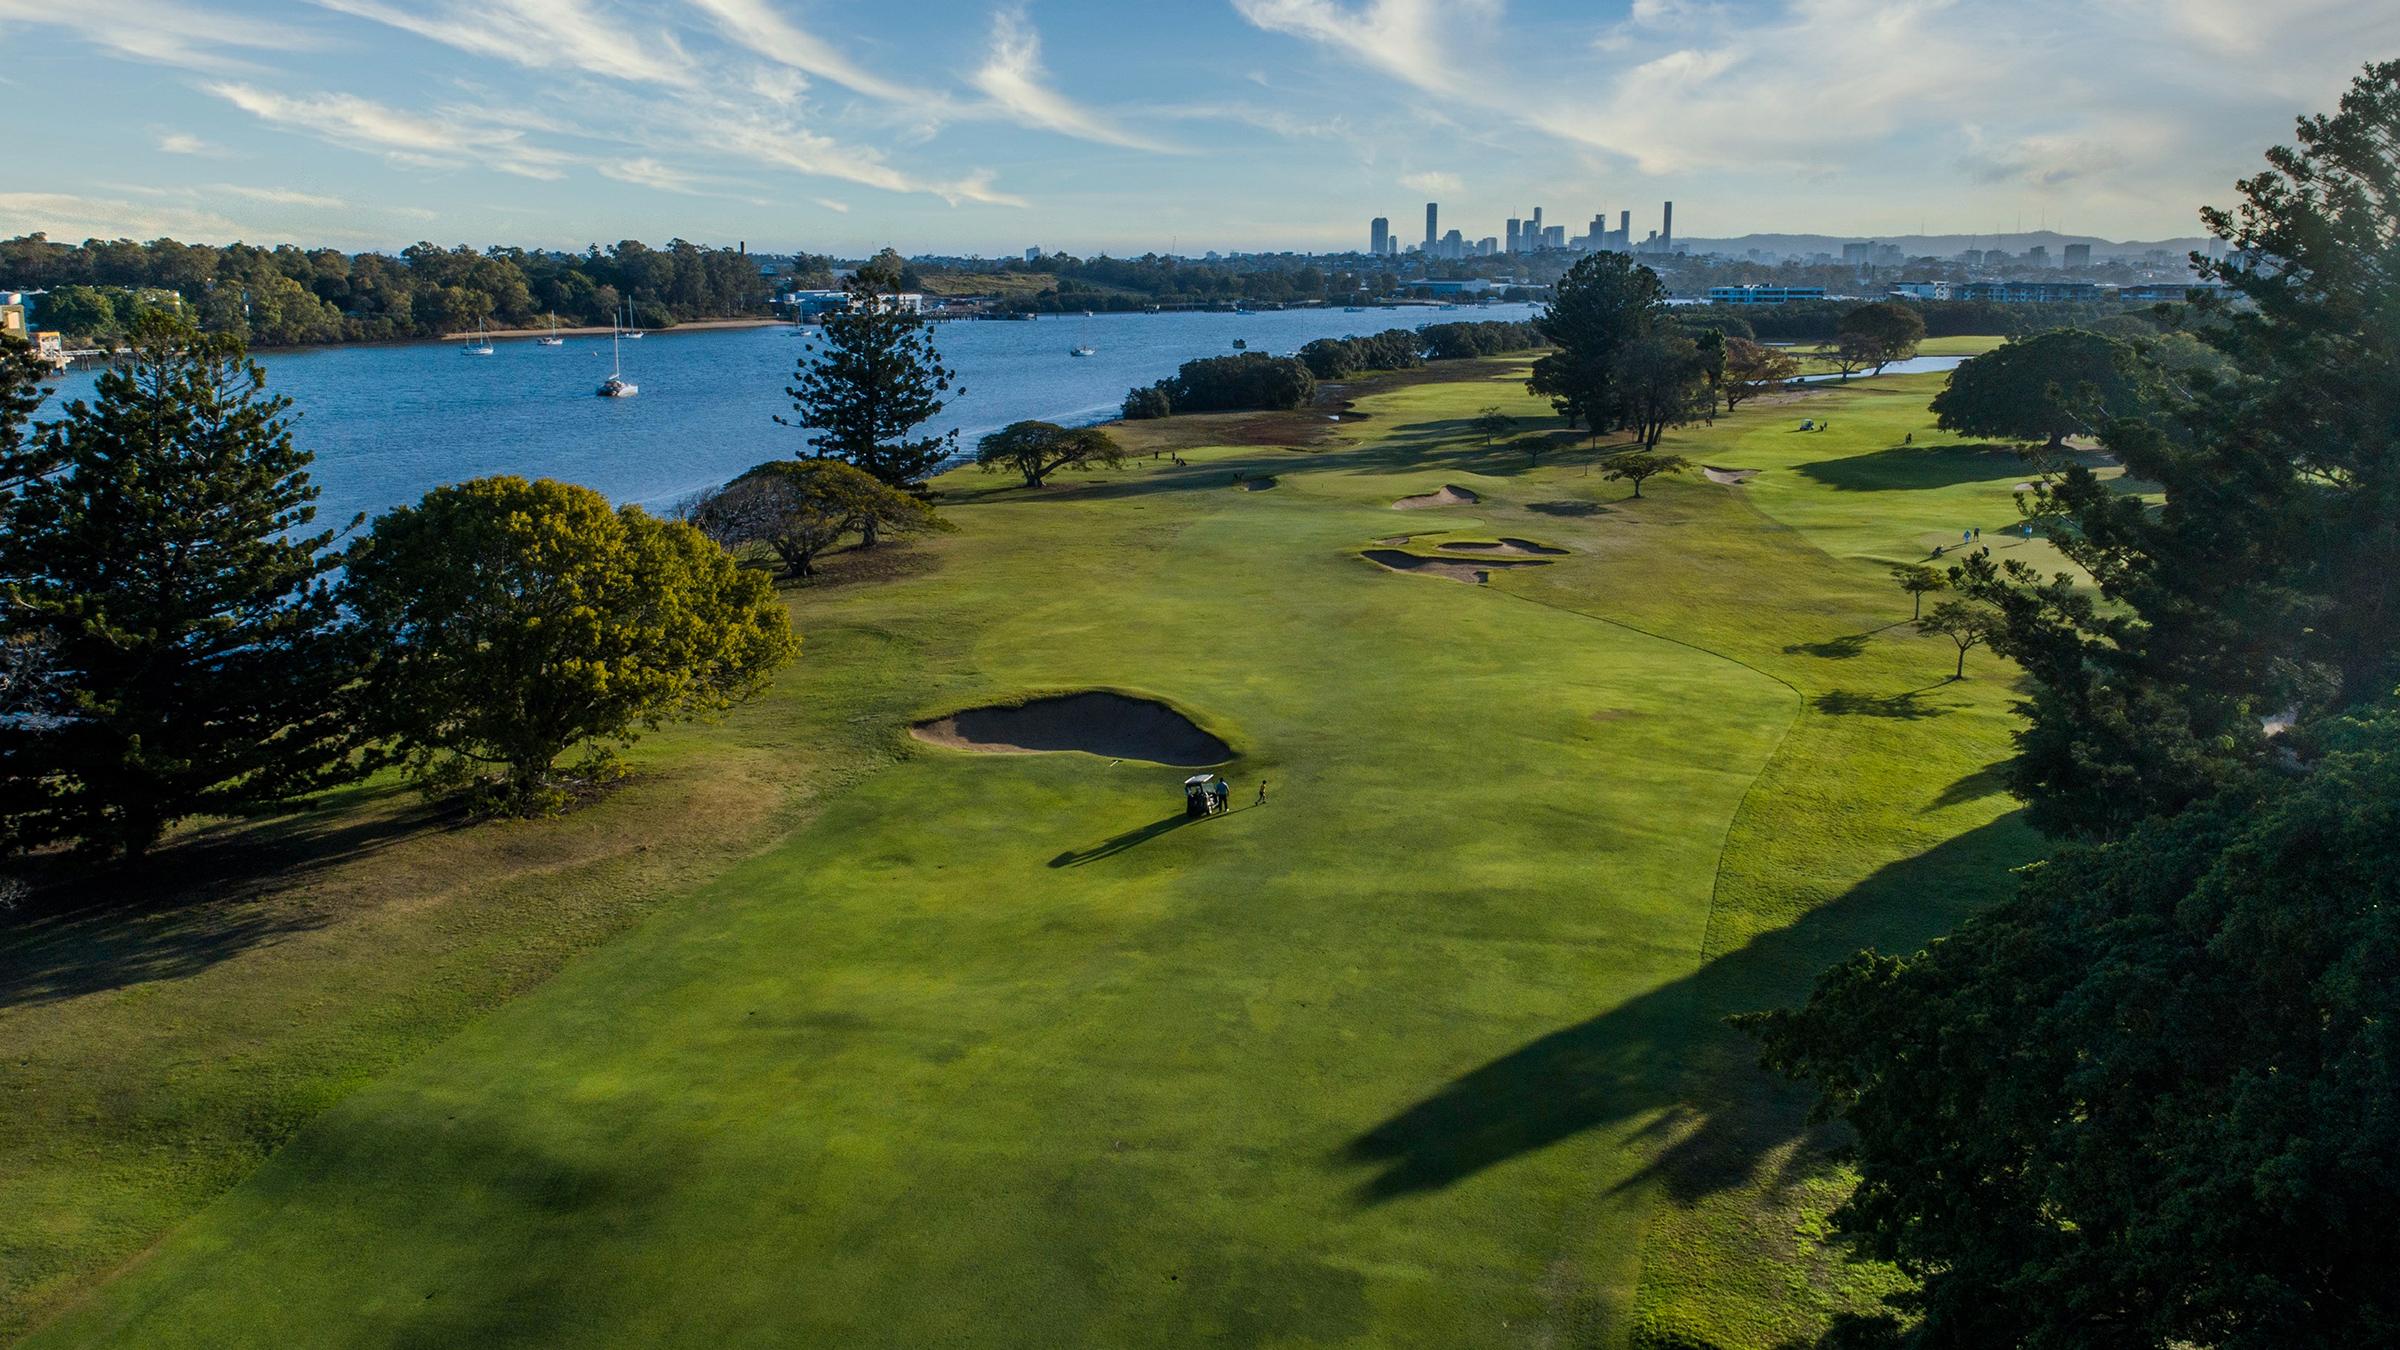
[[0, 317, 797, 855], [1126, 320, 1550, 421], [1741, 61, 2400, 1347], [0, 234, 775, 348]]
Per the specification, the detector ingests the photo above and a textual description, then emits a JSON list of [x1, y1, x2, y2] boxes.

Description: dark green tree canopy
[[0, 314, 359, 856], [779, 277, 960, 492], [1837, 301, 1927, 374], [343, 476, 795, 813], [974, 421, 1127, 488], [1600, 450, 1689, 498], [1528, 252, 1666, 429], [1929, 328, 2151, 450], [687, 459, 947, 577], [1747, 706, 2400, 1350]]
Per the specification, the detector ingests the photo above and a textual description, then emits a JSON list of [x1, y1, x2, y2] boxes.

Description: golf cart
[[1184, 773, 1227, 818]]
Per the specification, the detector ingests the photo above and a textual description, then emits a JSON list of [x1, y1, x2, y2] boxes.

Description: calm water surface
[[43, 305, 1544, 526]]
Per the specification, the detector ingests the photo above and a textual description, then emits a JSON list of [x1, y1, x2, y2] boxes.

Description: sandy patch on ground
[[1702, 466, 1760, 485], [910, 692, 1230, 766], [1238, 476, 1278, 491], [1393, 485, 1481, 510], [1360, 549, 1552, 585], [1438, 538, 1568, 557]]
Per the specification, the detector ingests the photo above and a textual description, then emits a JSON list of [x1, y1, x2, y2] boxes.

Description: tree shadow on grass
[[1048, 811, 1204, 867], [0, 786, 462, 1008], [1526, 500, 1613, 518], [1784, 634, 1869, 660], [1794, 444, 2028, 492], [1340, 817, 2033, 1206], [1810, 689, 1953, 719], [1926, 762, 2011, 812]]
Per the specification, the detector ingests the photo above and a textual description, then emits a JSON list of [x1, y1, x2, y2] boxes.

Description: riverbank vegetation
[[0, 235, 775, 348]]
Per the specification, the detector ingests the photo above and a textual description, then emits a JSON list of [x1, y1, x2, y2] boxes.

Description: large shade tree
[[779, 273, 960, 520], [687, 459, 947, 577], [1527, 251, 1665, 432], [0, 315, 361, 857], [344, 476, 795, 813], [1746, 706, 2400, 1350], [1928, 328, 2151, 451], [974, 421, 1127, 488]]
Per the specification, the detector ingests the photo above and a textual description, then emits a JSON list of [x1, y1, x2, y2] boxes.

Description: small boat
[[1070, 344, 1097, 358], [1343, 306, 1367, 312], [620, 300, 645, 339], [460, 327, 494, 356], [596, 321, 637, 397], [537, 315, 564, 346]]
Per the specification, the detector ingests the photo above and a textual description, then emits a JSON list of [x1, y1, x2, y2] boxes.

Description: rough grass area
[[8, 353, 2082, 1348]]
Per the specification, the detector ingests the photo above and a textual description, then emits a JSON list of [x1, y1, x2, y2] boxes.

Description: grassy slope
[[13, 356, 2067, 1348]]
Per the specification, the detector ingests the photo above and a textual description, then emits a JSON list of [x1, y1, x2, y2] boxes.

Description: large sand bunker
[[1361, 549, 1552, 585], [1439, 538, 1568, 557], [1702, 466, 1760, 485], [1392, 485, 1481, 510], [910, 692, 1230, 766]]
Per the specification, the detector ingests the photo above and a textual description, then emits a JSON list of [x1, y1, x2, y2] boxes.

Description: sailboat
[[537, 315, 564, 346], [460, 326, 494, 356], [1067, 311, 1098, 357], [621, 299, 645, 339], [595, 319, 637, 397]]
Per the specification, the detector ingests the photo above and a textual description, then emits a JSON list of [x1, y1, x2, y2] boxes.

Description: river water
[[39, 304, 1544, 527]]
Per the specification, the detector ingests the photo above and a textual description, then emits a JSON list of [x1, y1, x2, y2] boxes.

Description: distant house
[[1704, 285, 1827, 305], [1889, 281, 1953, 301], [1, 291, 28, 341]]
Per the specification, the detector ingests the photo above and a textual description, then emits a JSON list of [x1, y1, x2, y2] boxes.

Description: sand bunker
[[1392, 485, 1481, 510], [1702, 466, 1760, 485], [911, 692, 1230, 766], [1238, 476, 1278, 491], [2012, 482, 2038, 493], [1438, 538, 1568, 557], [1361, 549, 1552, 585]]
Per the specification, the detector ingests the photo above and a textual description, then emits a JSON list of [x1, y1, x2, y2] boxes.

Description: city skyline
[[4, 0, 2397, 254]]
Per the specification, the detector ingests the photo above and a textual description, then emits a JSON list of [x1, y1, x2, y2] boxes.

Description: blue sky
[[4, 0, 2396, 255]]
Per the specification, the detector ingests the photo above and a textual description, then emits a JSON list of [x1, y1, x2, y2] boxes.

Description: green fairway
[[15, 358, 2057, 1348]]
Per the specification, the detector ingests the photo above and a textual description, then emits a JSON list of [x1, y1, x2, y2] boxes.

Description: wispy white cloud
[[683, 0, 916, 103], [595, 157, 708, 194], [1398, 169, 1459, 192], [203, 81, 578, 179], [0, 0, 312, 71], [214, 184, 349, 208], [310, 0, 696, 87], [813, 197, 851, 213], [156, 130, 225, 156], [1231, 0, 1492, 94], [0, 190, 248, 241], [969, 8, 1179, 152]]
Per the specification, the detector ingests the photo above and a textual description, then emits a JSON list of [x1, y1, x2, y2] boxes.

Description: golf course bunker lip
[[909, 692, 1231, 766], [1392, 484, 1481, 510], [1438, 538, 1568, 556], [1702, 466, 1761, 485], [1237, 476, 1279, 491], [1360, 548, 1552, 585]]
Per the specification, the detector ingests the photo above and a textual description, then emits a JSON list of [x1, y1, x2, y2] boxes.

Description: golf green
[[23, 359, 2057, 1348]]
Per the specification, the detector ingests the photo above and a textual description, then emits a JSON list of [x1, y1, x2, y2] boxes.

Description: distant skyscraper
[[1370, 217, 1390, 257], [1441, 228, 1464, 259], [1662, 201, 1673, 251], [1025, 246, 1042, 263], [1542, 225, 1566, 250], [1588, 214, 1606, 248], [1505, 218, 1522, 253], [1477, 236, 1498, 256], [1618, 209, 1630, 246], [1425, 203, 1438, 250], [1530, 206, 1544, 241], [2063, 242, 2091, 269]]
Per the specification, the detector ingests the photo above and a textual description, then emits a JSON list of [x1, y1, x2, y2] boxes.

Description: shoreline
[[445, 317, 786, 343]]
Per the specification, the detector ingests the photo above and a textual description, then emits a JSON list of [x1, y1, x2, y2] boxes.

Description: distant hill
[[1678, 230, 2215, 261]]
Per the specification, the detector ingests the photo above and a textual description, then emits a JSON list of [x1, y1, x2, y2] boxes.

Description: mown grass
[[12, 354, 2061, 1348]]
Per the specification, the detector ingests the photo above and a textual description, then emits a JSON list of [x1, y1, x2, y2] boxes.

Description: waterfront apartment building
[[1705, 285, 1829, 305]]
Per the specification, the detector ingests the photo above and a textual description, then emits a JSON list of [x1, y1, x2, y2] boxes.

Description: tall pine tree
[[0, 314, 360, 857], [778, 259, 960, 538]]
